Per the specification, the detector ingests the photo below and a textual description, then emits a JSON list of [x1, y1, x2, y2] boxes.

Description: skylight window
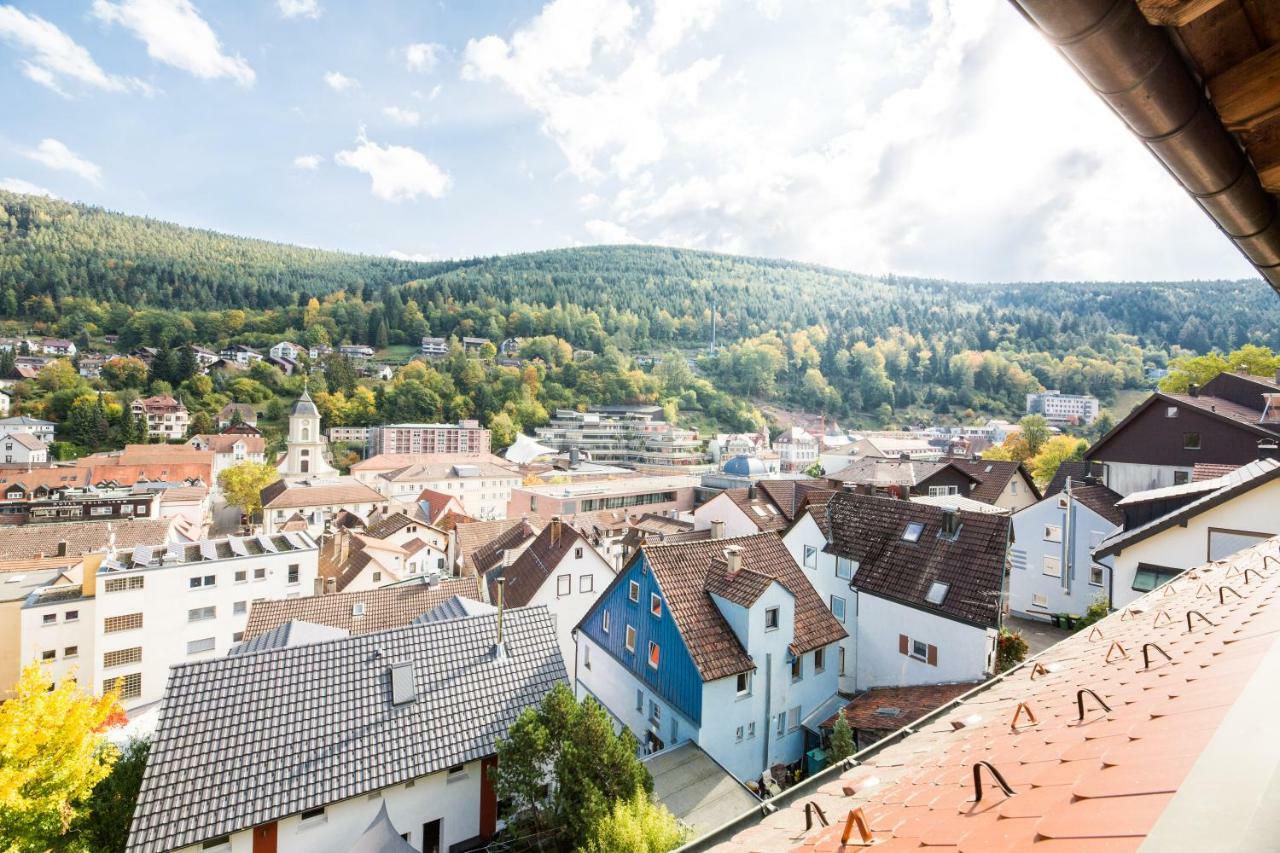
[[926, 582, 949, 605], [390, 662, 416, 706], [902, 522, 925, 543]]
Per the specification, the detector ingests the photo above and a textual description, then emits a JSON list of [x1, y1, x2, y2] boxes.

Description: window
[[803, 545, 817, 569], [735, 725, 744, 742], [830, 595, 846, 622], [557, 574, 572, 596], [838, 646, 846, 676], [602, 610, 610, 633], [115, 672, 141, 699], [64, 609, 78, 622], [1089, 564, 1104, 586], [104, 613, 142, 633], [650, 593, 662, 618], [1132, 564, 1181, 593], [911, 639, 928, 660], [648, 641, 661, 669], [791, 656, 802, 682], [1208, 528, 1272, 561], [232, 631, 244, 642], [1043, 524, 1062, 543], [837, 556, 857, 580], [1042, 556, 1062, 578], [189, 575, 215, 589], [650, 700, 662, 723], [747, 721, 756, 738], [187, 637, 215, 654], [287, 564, 299, 584], [1166, 405, 1178, 418], [105, 576, 144, 592], [927, 485, 958, 496], [233, 600, 246, 615], [300, 807, 325, 822], [253, 568, 266, 580], [1032, 593, 1048, 608], [1173, 470, 1192, 485], [575, 547, 584, 559], [625, 625, 636, 653], [41, 649, 55, 661], [636, 689, 644, 712], [372, 571, 382, 583], [1183, 432, 1201, 450], [577, 574, 594, 594], [188, 606, 216, 622], [41, 613, 56, 625], [765, 606, 779, 630], [776, 713, 786, 736], [582, 643, 591, 669], [925, 582, 949, 605], [201, 836, 231, 850], [104, 647, 141, 668], [447, 763, 467, 780], [736, 672, 751, 696], [815, 648, 826, 673], [628, 580, 640, 602], [902, 521, 925, 543], [64, 645, 78, 658]]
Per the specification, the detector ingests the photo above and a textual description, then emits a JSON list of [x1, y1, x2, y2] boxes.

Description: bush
[[828, 713, 855, 763], [578, 792, 688, 853], [996, 628, 1029, 672], [1072, 594, 1111, 631]]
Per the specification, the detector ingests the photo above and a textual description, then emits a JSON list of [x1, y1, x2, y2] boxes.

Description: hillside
[[3, 189, 1278, 428]]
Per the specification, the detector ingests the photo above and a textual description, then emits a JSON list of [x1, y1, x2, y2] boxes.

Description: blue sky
[[0, 0, 1256, 282]]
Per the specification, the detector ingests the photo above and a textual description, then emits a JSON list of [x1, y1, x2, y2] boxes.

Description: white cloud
[[0, 5, 147, 95], [293, 154, 323, 170], [324, 70, 357, 92], [464, 0, 1249, 281], [404, 42, 442, 72], [382, 106, 421, 126], [388, 249, 438, 261], [335, 131, 450, 202], [277, 0, 320, 19], [23, 138, 101, 184], [92, 0, 254, 86], [0, 177, 58, 197]]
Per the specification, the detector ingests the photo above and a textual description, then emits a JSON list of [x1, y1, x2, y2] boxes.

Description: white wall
[[174, 759, 486, 853], [524, 542, 615, 667], [853, 593, 993, 689], [1009, 495, 1115, 619], [265, 500, 387, 536], [375, 475, 519, 521], [693, 493, 757, 538], [1102, 461, 1190, 497], [782, 514, 857, 693], [1108, 479, 1280, 607]]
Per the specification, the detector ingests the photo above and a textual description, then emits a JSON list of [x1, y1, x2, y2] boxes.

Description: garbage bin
[[806, 747, 828, 776]]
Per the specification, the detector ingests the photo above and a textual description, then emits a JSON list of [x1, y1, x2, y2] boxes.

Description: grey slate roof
[[127, 606, 567, 853], [413, 595, 497, 624], [227, 620, 349, 655]]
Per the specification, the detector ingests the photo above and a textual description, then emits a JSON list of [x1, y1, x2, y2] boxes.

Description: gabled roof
[[754, 479, 839, 522], [712, 537, 1280, 852], [1063, 481, 1125, 527], [486, 521, 603, 608], [363, 511, 417, 540], [260, 478, 386, 509], [127, 607, 566, 853], [1086, 391, 1280, 462], [629, 532, 847, 681], [827, 458, 975, 490], [228, 620, 349, 655], [416, 487, 462, 524], [412, 595, 497, 624], [1096, 458, 1280, 558], [0, 432, 45, 451], [946, 457, 1041, 505], [825, 492, 1010, 628], [0, 518, 173, 560], [243, 576, 483, 638], [1043, 459, 1106, 496], [455, 517, 538, 575], [188, 433, 265, 454], [716, 487, 789, 532]]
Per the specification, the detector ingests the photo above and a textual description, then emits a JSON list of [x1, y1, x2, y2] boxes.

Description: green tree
[[101, 357, 149, 390], [1028, 435, 1087, 487], [488, 411, 518, 449], [188, 410, 215, 438], [217, 460, 280, 519], [77, 738, 150, 853], [829, 713, 855, 763], [1018, 415, 1050, 457], [578, 792, 687, 853]]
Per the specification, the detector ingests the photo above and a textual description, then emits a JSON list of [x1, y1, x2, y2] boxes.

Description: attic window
[[1166, 406, 1178, 418], [751, 506, 767, 517], [352, 602, 366, 616], [925, 582, 949, 605], [874, 707, 902, 717], [902, 522, 924, 543], [984, 464, 993, 473], [390, 662, 416, 706]]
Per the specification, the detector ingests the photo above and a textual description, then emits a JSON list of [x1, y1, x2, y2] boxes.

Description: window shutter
[[927, 644, 938, 666], [899, 634, 909, 655]]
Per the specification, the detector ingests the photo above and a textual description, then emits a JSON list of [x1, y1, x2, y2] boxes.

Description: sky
[[0, 0, 1258, 282]]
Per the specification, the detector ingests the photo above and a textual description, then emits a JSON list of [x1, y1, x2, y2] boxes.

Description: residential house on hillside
[[186, 433, 266, 478], [1094, 458, 1280, 608], [40, 338, 76, 357], [0, 416, 55, 444], [260, 478, 389, 536], [1085, 371, 1280, 495], [130, 396, 190, 440], [269, 341, 303, 361], [946, 457, 1040, 511], [420, 336, 449, 358], [1008, 477, 1123, 621], [825, 457, 979, 499], [219, 344, 262, 365], [126, 606, 566, 853], [482, 517, 615, 665], [783, 492, 1009, 693], [575, 532, 846, 783], [0, 432, 48, 465], [216, 403, 257, 429], [77, 353, 107, 379], [21, 532, 318, 710], [774, 426, 819, 472]]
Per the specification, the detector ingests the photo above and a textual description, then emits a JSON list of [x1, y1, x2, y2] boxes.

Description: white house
[[260, 478, 390, 536], [783, 492, 1008, 693], [0, 431, 48, 464], [187, 433, 266, 479], [125, 606, 566, 853], [130, 396, 190, 440], [482, 517, 615, 665], [0, 390, 11, 417], [1094, 458, 1280, 608], [1008, 478, 1122, 620], [574, 532, 846, 784], [269, 341, 303, 361], [219, 344, 262, 365], [693, 486, 789, 538], [20, 532, 318, 711], [351, 455, 520, 520], [0, 415, 56, 444], [322, 511, 452, 592], [775, 426, 819, 472]]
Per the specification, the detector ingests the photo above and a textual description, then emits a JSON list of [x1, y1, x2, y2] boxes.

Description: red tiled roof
[[486, 520, 599, 607], [455, 517, 537, 575], [948, 457, 1041, 505], [190, 434, 265, 454], [260, 478, 386, 510], [720, 487, 789, 532], [640, 532, 848, 681], [716, 536, 1280, 853], [1192, 462, 1241, 482], [415, 488, 461, 524], [243, 576, 483, 638], [755, 480, 839, 522], [824, 681, 981, 731]]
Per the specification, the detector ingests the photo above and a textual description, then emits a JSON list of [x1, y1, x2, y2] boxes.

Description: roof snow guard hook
[[1261, 555, 1280, 573], [1142, 642, 1172, 670], [1105, 640, 1129, 663], [1029, 661, 1050, 680], [1186, 609, 1216, 632], [1010, 701, 1038, 729], [1076, 687, 1112, 722], [1220, 585, 1243, 604], [803, 801, 829, 832], [1243, 568, 1265, 585], [972, 761, 1016, 802], [840, 808, 875, 846]]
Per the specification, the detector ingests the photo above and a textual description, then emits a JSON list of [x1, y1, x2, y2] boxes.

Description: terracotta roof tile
[[260, 478, 387, 510], [485, 520, 602, 607], [826, 682, 982, 731], [947, 458, 1041, 505], [454, 517, 538, 575], [720, 487, 789, 532], [243, 576, 483, 638]]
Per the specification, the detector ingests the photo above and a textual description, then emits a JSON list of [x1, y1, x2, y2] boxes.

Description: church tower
[[280, 386, 336, 478]]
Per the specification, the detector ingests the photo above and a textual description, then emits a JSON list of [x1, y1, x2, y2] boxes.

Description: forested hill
[[3, 189, 1279, 426]]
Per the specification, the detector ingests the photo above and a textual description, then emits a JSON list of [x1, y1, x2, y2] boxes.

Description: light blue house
[[1009, 477, 1123, 619], [574, 532, 847, 785]]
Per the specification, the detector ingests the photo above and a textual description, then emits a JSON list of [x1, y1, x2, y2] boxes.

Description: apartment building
[[774, 426, 819, 472], [510, 474, 700, 523], [1026, 389, 1101, 425], [20, 532, 318, 710], [534, 408, 708, 470], [365, 421, 491, 456], [130, 396, 191, 440]]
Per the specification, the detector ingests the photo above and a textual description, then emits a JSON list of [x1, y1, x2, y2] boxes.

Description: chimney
[[551, 515, 562, 545], [1188, 383, 1199, 397], [941, 509, 960, 538], [710, 519, 725, 540], [747, 485, 757, 500], [569, 446, 581, 467], [492, 578, 506, 660], [724, 545, 742, 576], [325, 576, 337, 594], [899, 452, 910, 461]]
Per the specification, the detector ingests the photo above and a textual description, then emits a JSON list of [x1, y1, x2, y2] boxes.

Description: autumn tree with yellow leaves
[[0, 664, 123, 850]]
